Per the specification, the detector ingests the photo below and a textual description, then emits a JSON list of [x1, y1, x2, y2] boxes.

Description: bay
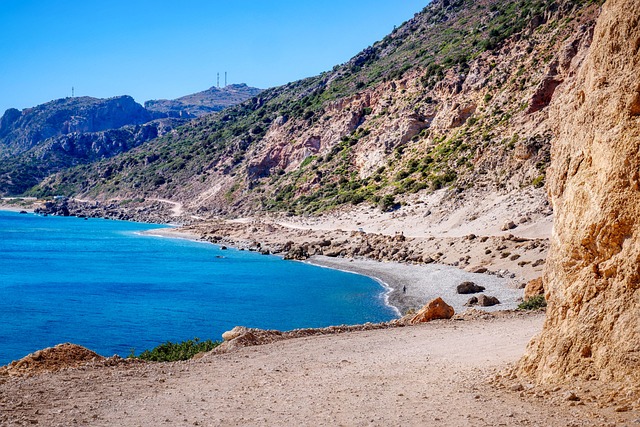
[[0, 210, 396, 365]]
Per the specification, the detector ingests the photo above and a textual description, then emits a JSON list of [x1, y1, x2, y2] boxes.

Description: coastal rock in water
[[406, 297, 454, 324], [456, 281, 485, 294], [518, 0, 640, 386], [222, 326, 248, 341], [523, 277, 544, 301]]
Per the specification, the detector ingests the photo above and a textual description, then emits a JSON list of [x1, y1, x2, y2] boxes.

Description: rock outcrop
[[518, 0, 640, 385], [404, 297, 455, 324], [0, 343, 104, 376], [523, 277, 544, 301]]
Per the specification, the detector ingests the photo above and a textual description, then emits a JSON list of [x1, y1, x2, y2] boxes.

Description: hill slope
[[35, 0, 601, 219]]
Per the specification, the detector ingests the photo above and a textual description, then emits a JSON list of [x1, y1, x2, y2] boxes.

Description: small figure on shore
[[403, 285, 407, 294]]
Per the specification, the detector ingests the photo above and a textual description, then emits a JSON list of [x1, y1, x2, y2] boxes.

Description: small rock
[[563, 391, 580, 402], [222, 326, 248, 341], [501, 221, 517, 231], [464, 296, 478, 307], [524, 277, 545, 300], [510, 383, 524, 392], [532, 258, 545, 267], [477, 295, 500, 306]]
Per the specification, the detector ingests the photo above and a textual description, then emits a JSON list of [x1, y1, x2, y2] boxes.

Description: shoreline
[[5, 211, 530, 317], [144, 227, 524, 316], [306, 255, 523, 315], [144, 227, 406, 316]]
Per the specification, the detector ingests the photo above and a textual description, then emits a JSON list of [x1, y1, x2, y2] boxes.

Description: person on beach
[[403, 285, 406, 294]]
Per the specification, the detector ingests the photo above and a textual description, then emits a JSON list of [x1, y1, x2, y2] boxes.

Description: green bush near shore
[[129, 337, 220, 362], [517, 295, 547, 310]]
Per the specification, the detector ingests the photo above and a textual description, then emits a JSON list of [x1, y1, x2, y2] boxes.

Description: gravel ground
[[307, 255, 523, 315], [2, 313, 636, 426]]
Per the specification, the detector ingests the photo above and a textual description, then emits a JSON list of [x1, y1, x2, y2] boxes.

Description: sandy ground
[[272, 186, 553, 239], [307, 256, 523, 315], [2, 313, 637, 426]]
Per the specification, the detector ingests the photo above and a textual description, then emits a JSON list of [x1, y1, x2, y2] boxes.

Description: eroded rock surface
[[518, 0, 640, 385]]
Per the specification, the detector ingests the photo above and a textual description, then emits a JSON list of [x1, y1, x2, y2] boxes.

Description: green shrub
[[517, 295, 547, 310], [532, 175, 545, 188], [379, 194, 398, 212], [130, 337, 220, 362]]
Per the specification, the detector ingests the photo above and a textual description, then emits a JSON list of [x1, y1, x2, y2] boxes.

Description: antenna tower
[[72, 86, 74, 97], [217, 72, 220, 88], [225, 72, 227, 87]]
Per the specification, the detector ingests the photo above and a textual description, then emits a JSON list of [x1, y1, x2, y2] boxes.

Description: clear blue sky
[[0, 1, 428, 114]]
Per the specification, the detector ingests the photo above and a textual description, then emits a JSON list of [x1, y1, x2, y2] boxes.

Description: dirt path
[[2, 313, 635, 426], [149, 198, 184, 217]]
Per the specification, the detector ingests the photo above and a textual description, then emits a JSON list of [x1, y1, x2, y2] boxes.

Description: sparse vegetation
[[518, 295, 547, 310], [129, 337, 220, 362]]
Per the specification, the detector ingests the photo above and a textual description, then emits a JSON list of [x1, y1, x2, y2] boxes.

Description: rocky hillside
[[518, 0, 640, 386], [145, 84, 263, 118], [0, 118, 185, 196], [0, 96, 153, 156], [0, 84, 261, 196], [33, 0, 602, 218]]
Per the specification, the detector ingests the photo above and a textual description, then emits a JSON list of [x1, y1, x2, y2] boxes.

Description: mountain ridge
[[0, 84, 262, 195]]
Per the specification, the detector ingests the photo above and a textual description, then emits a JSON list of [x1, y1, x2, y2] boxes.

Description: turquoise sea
[[0, 210, 396, 365]]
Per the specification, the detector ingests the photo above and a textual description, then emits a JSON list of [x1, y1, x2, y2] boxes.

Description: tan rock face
[[523, 277, 544, 301], [518, 0, 640, 384]]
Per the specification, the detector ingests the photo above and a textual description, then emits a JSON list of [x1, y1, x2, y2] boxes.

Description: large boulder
[[456, 281, 485, 294], [406, 297, 454, 324]]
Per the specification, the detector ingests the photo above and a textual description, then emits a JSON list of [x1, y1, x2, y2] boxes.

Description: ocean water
[[0, 210, 396, 365]]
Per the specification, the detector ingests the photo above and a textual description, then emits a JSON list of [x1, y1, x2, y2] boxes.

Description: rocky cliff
[[518, 0, 640, 385]]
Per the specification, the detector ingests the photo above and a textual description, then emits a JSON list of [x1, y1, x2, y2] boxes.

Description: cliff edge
[[518, 0, 640, 385]]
